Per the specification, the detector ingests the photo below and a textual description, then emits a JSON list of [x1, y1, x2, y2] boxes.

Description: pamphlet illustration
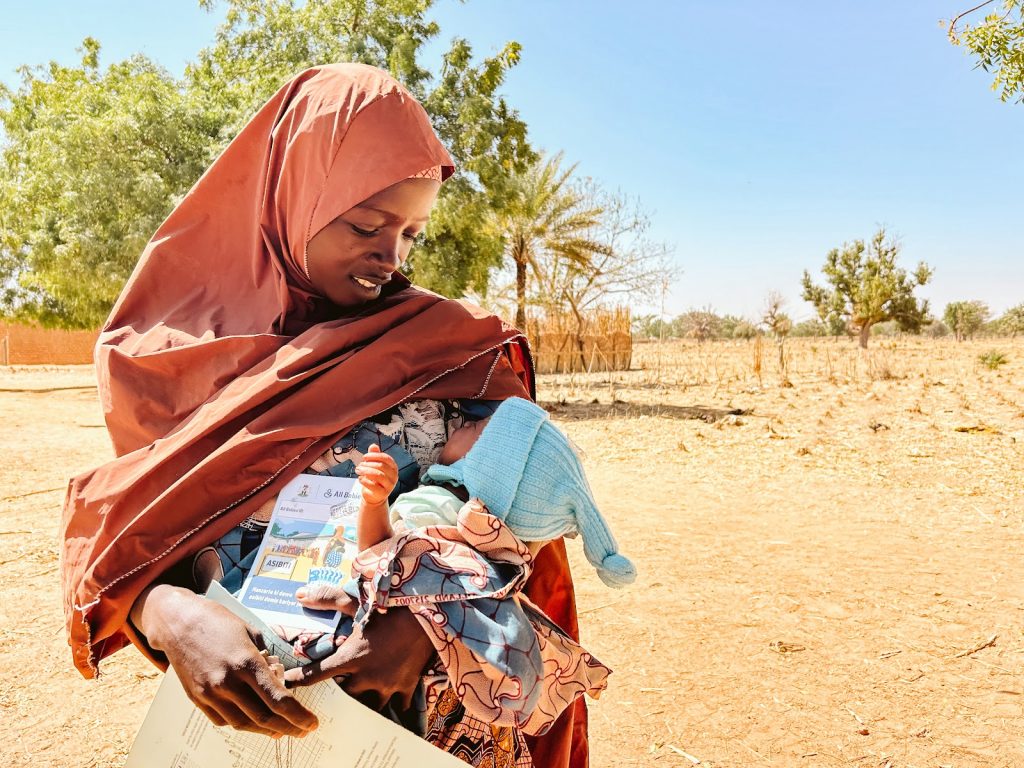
[[238, 473, 362, 634]]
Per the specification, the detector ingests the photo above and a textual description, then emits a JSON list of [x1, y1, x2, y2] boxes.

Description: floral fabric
[[425, 688, 532, 767], [352, 500, 610, 736]]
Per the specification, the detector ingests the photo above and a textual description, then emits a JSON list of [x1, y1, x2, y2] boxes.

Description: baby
[[354, 396, 636, 587], [296, 397, 634, 749]]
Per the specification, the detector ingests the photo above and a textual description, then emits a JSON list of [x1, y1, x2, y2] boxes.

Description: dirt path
[[3, 340, 1022, 767]]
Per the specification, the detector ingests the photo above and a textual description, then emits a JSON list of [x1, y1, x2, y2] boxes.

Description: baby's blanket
[[352, 500, 610, 736]]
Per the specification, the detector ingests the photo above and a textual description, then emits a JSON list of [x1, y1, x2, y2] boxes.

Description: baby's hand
[[355, 444, 398, 506]]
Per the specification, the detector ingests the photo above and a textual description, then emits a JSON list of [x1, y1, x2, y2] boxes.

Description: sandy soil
[[2, 337, 1022, 767]]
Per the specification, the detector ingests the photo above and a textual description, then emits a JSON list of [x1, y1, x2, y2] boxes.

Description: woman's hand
[[286, 584, 434, 713], [134, 584, 319, 738]]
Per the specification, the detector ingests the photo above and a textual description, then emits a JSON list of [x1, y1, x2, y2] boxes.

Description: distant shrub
[[926, 320, 950, 338], [790, 319, 828, 337], [871, 320, 902, 337], [732, 321, 759, 340], [944, 300, 990, 341], [978, 350, 1009, 370], [995, 303, 1024, 337]]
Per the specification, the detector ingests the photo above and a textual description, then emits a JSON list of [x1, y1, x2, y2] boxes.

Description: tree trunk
[[515, 257, 527, 330], [858, 324, 871, 349]]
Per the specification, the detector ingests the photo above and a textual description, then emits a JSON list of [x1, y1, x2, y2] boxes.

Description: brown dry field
[[2, 337, 1023, 767]]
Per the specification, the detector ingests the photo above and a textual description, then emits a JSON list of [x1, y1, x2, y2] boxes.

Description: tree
[[1, 0, 532, 327], [676, 306, 722, 343], [801, 228, 933, 349], [945, 0, 1024, 103], [944, 300, 991, 340], [718, 314, 744, 339], [530, 183, 672, 325], [761, 291, 793, 373], [497, 153, 607, 328], [761, 291, 793, 339], [0, 41, 217, 327], [995, 303, 1024, 335]]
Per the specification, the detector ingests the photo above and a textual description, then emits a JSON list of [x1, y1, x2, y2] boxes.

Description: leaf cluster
[[978, 349, 1009, 368], [946, 0, 1024, 103], [0, 43, 217, 327]]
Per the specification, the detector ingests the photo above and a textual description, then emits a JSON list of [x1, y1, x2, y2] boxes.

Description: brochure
[[238, 473, 362, 634]]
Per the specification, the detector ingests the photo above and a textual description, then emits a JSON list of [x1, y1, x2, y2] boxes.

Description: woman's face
[[305, 178, 441, 308]]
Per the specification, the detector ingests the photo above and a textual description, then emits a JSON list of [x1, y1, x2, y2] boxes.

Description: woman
[[60, 64, 588, 767]]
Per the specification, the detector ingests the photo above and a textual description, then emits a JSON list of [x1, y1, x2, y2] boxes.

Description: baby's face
[[438, 416, 490, 465]]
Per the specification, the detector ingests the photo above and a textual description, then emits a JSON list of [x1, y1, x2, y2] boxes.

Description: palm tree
[[499, 153, 608, 328]]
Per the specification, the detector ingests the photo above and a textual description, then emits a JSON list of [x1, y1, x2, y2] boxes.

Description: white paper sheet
[[125, 583, 464, 768], [125, 668, 462, 768]]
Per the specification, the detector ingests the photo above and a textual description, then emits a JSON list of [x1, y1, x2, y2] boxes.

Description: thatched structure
[[0, 322, 98, 365], [525, 307, 632, 374]]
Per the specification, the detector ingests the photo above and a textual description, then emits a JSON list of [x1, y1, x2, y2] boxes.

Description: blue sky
[[2, 1, 1021, 320]]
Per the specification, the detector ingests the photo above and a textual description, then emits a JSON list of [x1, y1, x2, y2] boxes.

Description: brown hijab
[[60, 63, 586, 767]]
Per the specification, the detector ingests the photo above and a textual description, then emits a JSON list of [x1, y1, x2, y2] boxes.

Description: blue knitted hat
[[424, 397, 636, 588]]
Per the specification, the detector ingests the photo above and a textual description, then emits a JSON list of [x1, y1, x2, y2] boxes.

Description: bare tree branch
[[947, 0, 998, 39]]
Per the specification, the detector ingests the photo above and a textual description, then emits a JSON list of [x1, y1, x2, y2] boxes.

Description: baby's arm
[[355, 444, 398, 550]]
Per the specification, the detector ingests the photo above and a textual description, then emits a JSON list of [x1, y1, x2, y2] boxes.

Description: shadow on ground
[[539, 399, 750, 423]]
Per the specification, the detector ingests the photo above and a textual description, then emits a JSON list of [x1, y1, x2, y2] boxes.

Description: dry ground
[[2, 337, 1023, 767]]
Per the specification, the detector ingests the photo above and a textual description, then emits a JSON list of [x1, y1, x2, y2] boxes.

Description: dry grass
[[527, 307, 632, 374], [3, 338, 1023, 767]]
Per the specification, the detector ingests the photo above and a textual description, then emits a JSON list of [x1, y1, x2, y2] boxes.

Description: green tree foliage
[[187, 0, 439, 129], [0, 41, 217, 327], [945, 0, 1024, 103], [790, 318, 829, 337], [631, 314, 675, 340], [1, 1, 532, 327], [498, 153, 607, 328], [943, 300, 991, 340], [994, 302, 1024, 335], [718, 314, 744, 339], [411, 38, 533, 297], [731, 320, 760, 340], [190, 1, 534, 300], [801, 228, 933, 349]]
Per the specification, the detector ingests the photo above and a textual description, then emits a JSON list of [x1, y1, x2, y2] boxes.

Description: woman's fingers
[[224, 664, 319, 737], [184, 679, 283, 738], [209, 699, 281, 737], [192, 699, 229, 728], [283, 646, 354, 687]]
